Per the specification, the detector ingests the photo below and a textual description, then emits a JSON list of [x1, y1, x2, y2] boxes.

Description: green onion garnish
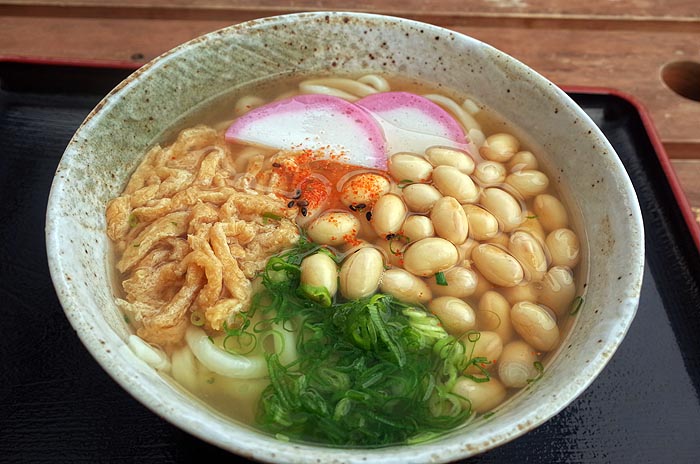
[[387, 233, 410, 255], [244, 238, 474, 446], [262, 212, 283, 223], [570, 296, 584, 315], [527, 361, 545, 384], [435, 271, 448, 286], [190, 311, 205, 327]]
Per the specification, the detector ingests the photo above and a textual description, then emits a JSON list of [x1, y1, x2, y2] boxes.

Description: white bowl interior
[[46, 11, 644, 463]]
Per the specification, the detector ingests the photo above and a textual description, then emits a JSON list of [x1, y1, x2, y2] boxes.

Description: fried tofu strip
[[107, 125, 300, 346]]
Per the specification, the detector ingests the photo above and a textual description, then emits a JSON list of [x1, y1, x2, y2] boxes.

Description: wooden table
[[2, 0, 699, 231]]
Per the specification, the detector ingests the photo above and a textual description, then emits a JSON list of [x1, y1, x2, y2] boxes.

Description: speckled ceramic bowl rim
[[46, 11, 644, 463]]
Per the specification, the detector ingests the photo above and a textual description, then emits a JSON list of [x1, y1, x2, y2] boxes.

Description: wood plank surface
[[1, 1, 699, 230], [2, 0, 699, 21]]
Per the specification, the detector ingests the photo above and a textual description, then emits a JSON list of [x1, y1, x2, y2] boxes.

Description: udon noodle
[[106, 74, 584, 446]]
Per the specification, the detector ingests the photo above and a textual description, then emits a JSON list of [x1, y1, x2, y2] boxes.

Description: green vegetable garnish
[[397, 179, 414, 188], [262, 212, 283, 223], [128, 213, 139, 228], [233, 239, 474, 446], [190, 311, 205, 327], [387, 233, 410, 256], [526, 361, 545, 384], [299, 284, 332, 307], [526, 215, 538, 219], [570, 296, 584, 315], [435, 271, 448, 286]]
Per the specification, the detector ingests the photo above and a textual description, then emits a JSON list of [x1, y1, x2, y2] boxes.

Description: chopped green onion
[[275, 433, 290, 442], [262, 212, 283, 223], [190, 311, 205, 327], [123, 314, 130, 324], [299, 284, 333, 307], [570, 296, 584, 315], [526, 214, 538, 219], [247, 239, 474, 446], [481, 412, 495, 419], [128, 213, 139, 228], [435, 271, 448, 286], [527, 361, 545, 384], [387, 233, 410, 255], [397, 179, 414, 188], [316, 247, 339, 263]]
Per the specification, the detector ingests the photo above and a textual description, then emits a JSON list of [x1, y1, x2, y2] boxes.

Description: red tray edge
[[562, 85, 700, 253], [2, 56, 697, 252]]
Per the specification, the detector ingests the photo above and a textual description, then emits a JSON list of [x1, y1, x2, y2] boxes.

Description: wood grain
[[1, 16, 697, 149], [1, 0, 699, 21]]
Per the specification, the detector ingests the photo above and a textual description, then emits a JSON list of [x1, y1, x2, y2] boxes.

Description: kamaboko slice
[[356, 91, 467, 155], [225, 94, 387, 169]]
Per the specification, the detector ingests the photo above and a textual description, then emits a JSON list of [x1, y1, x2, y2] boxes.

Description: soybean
[[471, 268, 494, 299], [428, 296, 477, 335], [505, 170, 549, 198], [500, 281, 540, 306], [533, 194, 569, 232], [498, 340, 540, 388], [479, 133, 520, 163], [539, 266, 577, 318], [480, 187, 524, 232], [484, 232, 510, 248], [517, 211, 546, 243], [430, 196, 469, 245], [507, 150, 539, 172], [307, 211, 360, 246], [472, 244, 524, 287], [371, 194, 407, 237], [509, 230, 548, 281], [452, 377, 507, 413], [427, 266, 478, 298], [403, 237, 459, 277], [402, 215, 435, 241], [339, 173, 391, 208], [546, 228, 581, 268], [389, 152, 433, 182], [461, 330, 504, 374], [431, 165, 480, 204], [477, 290, 514, 342], [300, 252, 338, 301], [474, 161, 507, 185], [379, 268, 432, 304], [511, 301, 560, 352], [339, 247, 384, 300], [463, 204, 499, 241], [425, 146, 475, 174], [402, 183, 442, 213]]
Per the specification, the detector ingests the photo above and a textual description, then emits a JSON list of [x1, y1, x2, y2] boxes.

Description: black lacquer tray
[[1, 61, 699, 463]]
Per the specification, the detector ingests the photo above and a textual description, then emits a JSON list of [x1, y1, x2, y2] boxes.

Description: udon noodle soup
[[106, 74, 584, 447]]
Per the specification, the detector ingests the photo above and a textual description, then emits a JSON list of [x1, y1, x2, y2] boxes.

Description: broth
[[107, 74, 586, 447]]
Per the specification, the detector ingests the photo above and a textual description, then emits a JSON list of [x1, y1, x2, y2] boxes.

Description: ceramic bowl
[[46, 11, 644, 463]]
